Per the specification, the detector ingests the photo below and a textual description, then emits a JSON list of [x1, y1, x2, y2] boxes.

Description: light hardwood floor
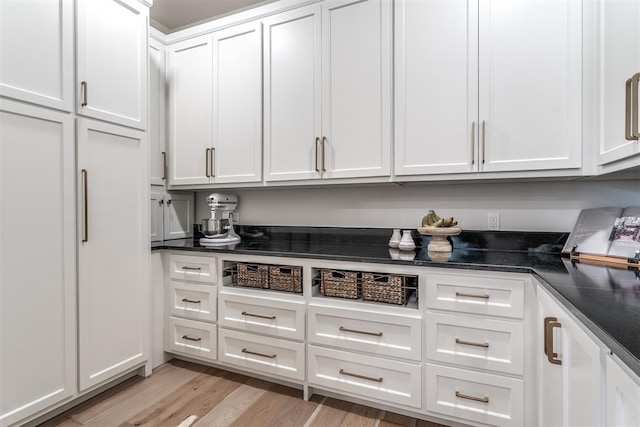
[[39, 360, 448, 427]]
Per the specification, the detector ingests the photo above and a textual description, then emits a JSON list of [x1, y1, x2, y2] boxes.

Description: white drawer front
[[308, 305, 422, 362], [169, 254, 217, 284], [218, 328, 305, 381], [218, 293, 305, 341], [426, 312, 524, 376], [167, 317, 217, 362], [426, 363, 523, 427], [425, 273, 525, 319], [308, 345, 422, 409], [169, 281, 217, 322]]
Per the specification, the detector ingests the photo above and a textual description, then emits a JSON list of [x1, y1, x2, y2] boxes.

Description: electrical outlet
[[488, 212, 500, 230], [233, 213, 240, 224]]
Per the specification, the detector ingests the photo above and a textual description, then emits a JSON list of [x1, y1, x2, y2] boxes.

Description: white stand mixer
[[199, 193, 241, 246]]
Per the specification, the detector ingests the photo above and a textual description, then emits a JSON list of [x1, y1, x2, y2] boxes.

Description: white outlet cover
[[488, 212, 500, 230]]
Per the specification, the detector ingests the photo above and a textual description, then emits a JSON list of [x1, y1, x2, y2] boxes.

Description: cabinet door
[[538, 287, 605, 427], [394, 0, 478, 175], [0, 0, 73, 111], [167, 35, 213, 186], [76, 0, 148, 130], [598, 0, 640, 165], [322, 0, 392, 179], [263, 5, 322, 182], [212, 22, 263, 184], [164, 193, 194, 240], [150, 190, 164, 242], [607, 355, 640, 426], [150, 39, 167, 185], [479, 0, 582, 172], [0, 100, 76, 426], [77, 118, 148, 391]]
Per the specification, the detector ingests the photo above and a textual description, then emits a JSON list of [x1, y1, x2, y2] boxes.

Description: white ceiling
[[150, 0, 278, 32]]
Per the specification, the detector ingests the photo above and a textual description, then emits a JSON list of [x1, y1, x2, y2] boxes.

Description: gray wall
[[195, 179, 640, 232]]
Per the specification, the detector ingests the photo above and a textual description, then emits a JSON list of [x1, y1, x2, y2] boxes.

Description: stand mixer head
[[200, 193, 240, 244]]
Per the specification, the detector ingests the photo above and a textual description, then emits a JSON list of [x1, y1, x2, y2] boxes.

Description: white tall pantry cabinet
[[0, 0, 150, 425]]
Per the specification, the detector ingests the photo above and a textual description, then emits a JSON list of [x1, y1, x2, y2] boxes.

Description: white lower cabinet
[[308, 345, 422, 409], [168, 316, 217, 362], [607, 355, 640, 426], [218, 292, 305, 341], [426, 363, 524, 427], [218, 328, 305, 381], [308, 304, 422, 362]]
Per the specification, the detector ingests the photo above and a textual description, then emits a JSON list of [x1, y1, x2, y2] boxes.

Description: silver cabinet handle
[[81, 169, 88, 242], [481, 120, 486, 164], [159, 199, 164, 206], [456, 292, 490, 299], [544, 316, 562, 365], [182, 335, 202, 342], [339, 369, 383, 383], [315, 137, 320, 172], [321, 136, 327, 172], [456, 338, 489, 348], [471, 121, 476, 165], [241, 311, 276, 320], [81, 81, 88, 107], [162, 151, 167, 180], [242, 348, 276, 359], [181, 298, 201, 304], [456, 391, 489, 403], [205, 148, 211, 177], [181, 266, 201, 271], [339, 326, 383, 337], [626, 77, 634, 140], [630, 73, 640, 139], [210, 147, 215, 177]]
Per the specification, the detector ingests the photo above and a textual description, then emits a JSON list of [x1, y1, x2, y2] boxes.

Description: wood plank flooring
[[39, 360, 448, 427]]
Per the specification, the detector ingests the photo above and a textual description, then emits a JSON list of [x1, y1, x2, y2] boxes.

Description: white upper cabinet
[[597, 0, 640, 165], [76, 0, 148, 130], [263, 5, 322, 181], [321, 0, 392, 179], [0, 0, 73, 111], [395, 0, 582, 176], [263, 0, 391, 182], [211, 21, 263, 184], [479, 0, 582, 172], [395, 0, 478, 175], [150, 38, 167, 185], [168, 23, 262, 187], [167, 35, 213, 186]]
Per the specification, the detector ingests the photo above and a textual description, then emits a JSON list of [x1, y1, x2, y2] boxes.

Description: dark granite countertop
[[153, 226, 640, 377]]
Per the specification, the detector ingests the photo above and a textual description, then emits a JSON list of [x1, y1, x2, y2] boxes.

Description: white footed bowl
[[417, 226, 462, 252]]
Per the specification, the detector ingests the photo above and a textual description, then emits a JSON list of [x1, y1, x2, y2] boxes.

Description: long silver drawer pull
[[481, 120, 486, 163], [456, 338, 489, 348], [81, 169, 88, 242], [339, 369, 383, 383], [181, 266, 201, 271], [339, 326, 383, 337], [181, 298, 201, 304], [471, 121, 476, 165], [455, 292, 490, 299], [456, 391, 489, 403], [242, 348, 276, 359], [205, 148, 211, 177], [162, 151, 167, 180], [315, 137, 320, 172], [182, 335, 202, 342], [241, 311, 276, 320], [626, 77, 635, 140]]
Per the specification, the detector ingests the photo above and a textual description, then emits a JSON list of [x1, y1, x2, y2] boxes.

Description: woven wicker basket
[[236, 263, 269, 288], [269, 266, 302, 293], [362, 273, 405, 305], [320, 269, 359, 299]]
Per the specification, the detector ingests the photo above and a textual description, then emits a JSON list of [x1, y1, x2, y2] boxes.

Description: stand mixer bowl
[[201, 218, 229, 237]]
